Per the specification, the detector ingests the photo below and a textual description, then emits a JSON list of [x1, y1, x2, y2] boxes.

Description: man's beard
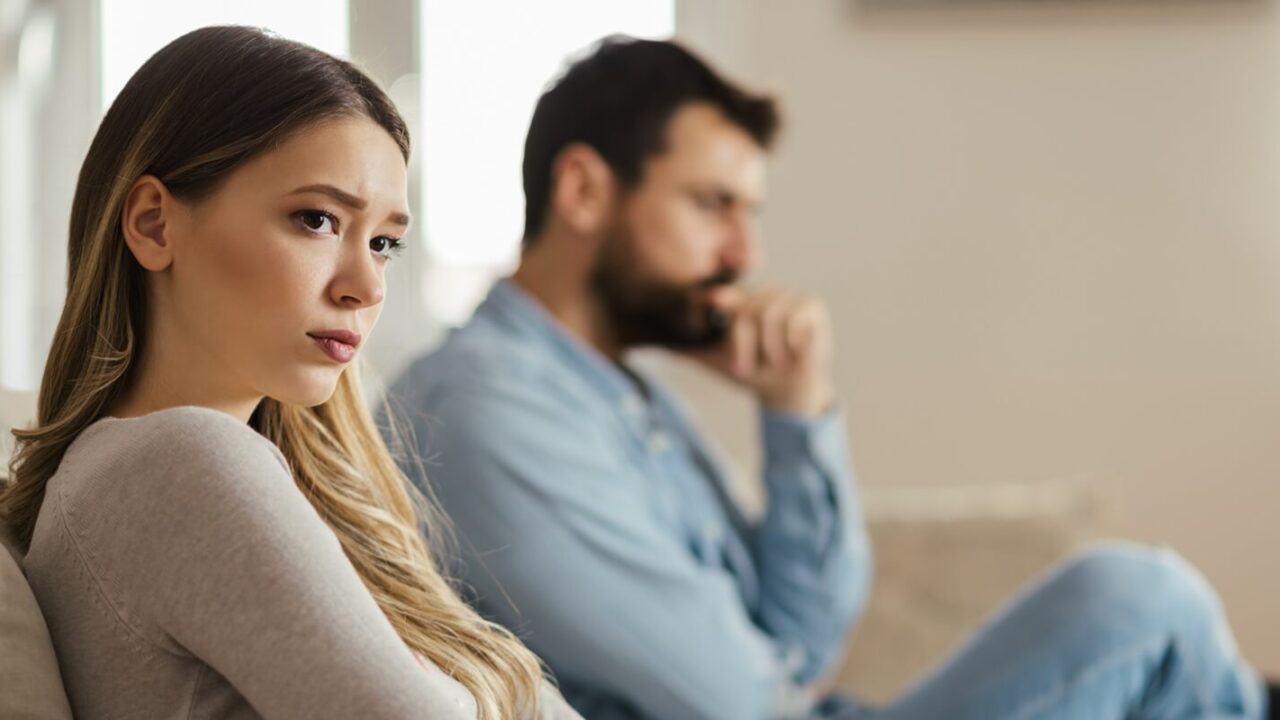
[[590, 223, 738, 350]]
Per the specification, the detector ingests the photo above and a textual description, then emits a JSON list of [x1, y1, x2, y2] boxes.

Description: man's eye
[[694, 193, 731, 213], [295, 210, 338, 234]]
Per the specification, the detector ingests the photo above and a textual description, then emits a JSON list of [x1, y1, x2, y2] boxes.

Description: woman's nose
[[329, 243, 385, 308]]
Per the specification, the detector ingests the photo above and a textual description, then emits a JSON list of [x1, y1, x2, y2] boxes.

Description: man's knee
[[1054, 542, 1224, 632]]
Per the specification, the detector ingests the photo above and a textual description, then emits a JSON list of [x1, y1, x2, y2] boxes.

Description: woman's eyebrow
[[288, 183, 411, 227]]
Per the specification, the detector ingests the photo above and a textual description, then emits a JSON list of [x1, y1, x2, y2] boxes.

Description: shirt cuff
[[759, 407, 856, 535], [760, 408, 847, 473]]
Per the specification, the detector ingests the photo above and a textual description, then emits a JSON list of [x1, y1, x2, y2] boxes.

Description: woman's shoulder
[[536, 681, 586, 720], [84, 405, 276, 453], [53, 405, 292, 519], [80, 404, 282, 466], [30, 407, 322, 662]]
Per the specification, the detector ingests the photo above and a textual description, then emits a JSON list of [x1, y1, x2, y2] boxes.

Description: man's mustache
[[697, 268, 740, 290]]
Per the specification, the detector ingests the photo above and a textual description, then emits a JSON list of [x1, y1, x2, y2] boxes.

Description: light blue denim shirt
[[384, 280, 872, 720]]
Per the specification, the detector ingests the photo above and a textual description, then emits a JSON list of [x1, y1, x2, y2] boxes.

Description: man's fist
[[685, 286, 835, 417]]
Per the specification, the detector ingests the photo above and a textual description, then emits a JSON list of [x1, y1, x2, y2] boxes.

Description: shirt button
[[620, 394, 645, 418], [703, 524, 723, 544], [647, 431, 670, 454]]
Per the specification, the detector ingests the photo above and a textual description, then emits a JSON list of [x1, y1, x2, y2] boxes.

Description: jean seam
[[1005, 637, 1168, 720]]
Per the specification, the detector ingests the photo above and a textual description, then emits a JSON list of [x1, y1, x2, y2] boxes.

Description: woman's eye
[[370, 236, 404, 259], [295, 210, 337, 234]]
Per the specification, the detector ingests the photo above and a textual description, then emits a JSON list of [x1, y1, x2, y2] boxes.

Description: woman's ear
[[550, 143, 616, 236], [121, 175, 177, 272]]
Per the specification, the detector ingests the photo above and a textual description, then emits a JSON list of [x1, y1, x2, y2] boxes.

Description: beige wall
[[675, 0, 1280, 674]]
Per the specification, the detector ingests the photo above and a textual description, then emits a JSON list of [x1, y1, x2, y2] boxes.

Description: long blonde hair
[[1, 25, 543, 719]]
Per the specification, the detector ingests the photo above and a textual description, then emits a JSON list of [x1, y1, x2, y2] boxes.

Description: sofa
[[0, 519, 73, 718], [0, 465, 1098, 717]]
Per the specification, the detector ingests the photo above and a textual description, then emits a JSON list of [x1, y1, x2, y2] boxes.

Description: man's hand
[[684, 286, 835, 417]]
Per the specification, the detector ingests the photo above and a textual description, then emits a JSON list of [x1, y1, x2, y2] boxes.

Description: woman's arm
[[66, 408, 474, 719]]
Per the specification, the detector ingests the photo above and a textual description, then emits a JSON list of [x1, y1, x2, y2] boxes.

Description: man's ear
[[550, 143, 616, 236], [120, 175, 177, 272]]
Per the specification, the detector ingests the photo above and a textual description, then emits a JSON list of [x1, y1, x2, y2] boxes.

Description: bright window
[[420, 0, 675, 323], [0, 4, 55, 391], [100, 0, 349, 107]]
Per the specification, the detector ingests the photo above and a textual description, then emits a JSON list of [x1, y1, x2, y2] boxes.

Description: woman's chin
[[272, 372, 343, 408]]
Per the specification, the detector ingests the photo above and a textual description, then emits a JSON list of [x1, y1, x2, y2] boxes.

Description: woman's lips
[[307, 331, 360, 363]]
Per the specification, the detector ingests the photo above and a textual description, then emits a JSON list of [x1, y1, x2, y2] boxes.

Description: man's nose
[[722, 212, 762, 275]]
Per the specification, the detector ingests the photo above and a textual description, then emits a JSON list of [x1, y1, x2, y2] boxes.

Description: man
[[386, 36, 1272, 720]]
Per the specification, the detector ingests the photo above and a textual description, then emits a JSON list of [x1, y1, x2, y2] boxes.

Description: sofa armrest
[[0, 527, 73, 719]]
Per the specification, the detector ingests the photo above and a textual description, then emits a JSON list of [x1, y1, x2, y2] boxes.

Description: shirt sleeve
[[751, 408, 873, 682], [409, 377, 820, 720], [61, 407, 477, 720]]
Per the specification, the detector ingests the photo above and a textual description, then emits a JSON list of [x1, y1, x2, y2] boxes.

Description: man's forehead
[[650, 107, 766, 193], [664, 104, 763, 156]]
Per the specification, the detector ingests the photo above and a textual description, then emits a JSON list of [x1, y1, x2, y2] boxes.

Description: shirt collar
[[477, 279, 649, 418]]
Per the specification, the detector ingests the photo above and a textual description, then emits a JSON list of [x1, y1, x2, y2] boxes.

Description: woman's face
[[157, 116, 410, 408]]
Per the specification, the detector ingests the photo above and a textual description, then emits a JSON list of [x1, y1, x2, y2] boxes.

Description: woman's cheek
[[256, 239, 325, 304], [362, 301, 385, 332]]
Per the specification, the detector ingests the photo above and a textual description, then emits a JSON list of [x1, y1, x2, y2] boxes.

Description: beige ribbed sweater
[[23, 406, 580, 720]]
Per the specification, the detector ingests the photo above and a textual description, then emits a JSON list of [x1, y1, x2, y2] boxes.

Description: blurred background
[[2, 0, 1277, 697]]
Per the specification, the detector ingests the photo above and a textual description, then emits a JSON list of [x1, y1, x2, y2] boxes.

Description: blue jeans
[[829, 543, 1266, 720]]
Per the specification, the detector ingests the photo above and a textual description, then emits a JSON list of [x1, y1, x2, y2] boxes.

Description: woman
[[2, 25, 580, 720]]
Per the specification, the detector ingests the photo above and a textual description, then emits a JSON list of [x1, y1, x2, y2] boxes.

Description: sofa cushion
[[834, 481, 1104, 703], [0, 523, 72, 719]]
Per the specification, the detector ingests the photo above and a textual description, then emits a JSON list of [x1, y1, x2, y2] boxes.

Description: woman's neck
[[107, 340, 261, 423]]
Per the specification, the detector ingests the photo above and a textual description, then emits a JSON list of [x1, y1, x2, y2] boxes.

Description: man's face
[[593, 102, 767, 349]]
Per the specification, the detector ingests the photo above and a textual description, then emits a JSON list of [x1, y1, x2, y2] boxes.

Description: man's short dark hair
[[521, 36, 780, 244]]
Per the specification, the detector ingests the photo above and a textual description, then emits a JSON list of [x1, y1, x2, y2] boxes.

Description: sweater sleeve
[[57, 407, 476, 720]]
